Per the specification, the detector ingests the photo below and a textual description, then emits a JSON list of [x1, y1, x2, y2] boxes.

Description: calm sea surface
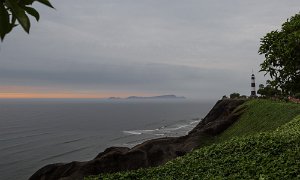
[[0, 99, 214, 180]]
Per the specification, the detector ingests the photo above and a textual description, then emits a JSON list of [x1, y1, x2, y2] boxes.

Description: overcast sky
[[0, 0, 299, 100]]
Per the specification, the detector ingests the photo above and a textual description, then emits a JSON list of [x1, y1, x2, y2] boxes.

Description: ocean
[[0, 99, 214, 180]]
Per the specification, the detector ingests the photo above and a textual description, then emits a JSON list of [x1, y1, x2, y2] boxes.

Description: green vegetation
[[217, 99, 300, 142], [0, 0, 54, 41], [229, 92, 240, 99], [86, 100, 300, 179], [257, 81, 282, 98], [259, 13, 300, 96]]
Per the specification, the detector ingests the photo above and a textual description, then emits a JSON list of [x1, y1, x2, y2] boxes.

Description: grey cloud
[[0, 59, 234, 88], [1, 0, 299, 99]]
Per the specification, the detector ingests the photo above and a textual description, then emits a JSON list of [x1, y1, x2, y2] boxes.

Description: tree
[[257, 84, 265, 97], [230, 92, 240, 99], [295, 93, 300, 99], [0, 0, 54, 41], [259, 13, 300, 96], [257, 81, 281, 98], [258, 84, 265, 90]]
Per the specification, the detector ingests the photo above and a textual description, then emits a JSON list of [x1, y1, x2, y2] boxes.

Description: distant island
[[108, 95, 186, 100]]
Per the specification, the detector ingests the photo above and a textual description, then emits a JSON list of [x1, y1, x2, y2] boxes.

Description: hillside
[[88, 100, 300, 179], [216, 99, 300, 141]]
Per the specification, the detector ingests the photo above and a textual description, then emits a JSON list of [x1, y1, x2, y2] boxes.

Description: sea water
[[0, 99, 214, 180]]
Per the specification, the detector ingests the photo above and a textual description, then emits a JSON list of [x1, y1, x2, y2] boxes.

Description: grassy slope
[[86, 100, 300, 180], [217, 99, 300, 142]]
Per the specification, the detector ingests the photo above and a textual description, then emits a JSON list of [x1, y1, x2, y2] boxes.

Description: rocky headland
[[29, 99, 246, 180]]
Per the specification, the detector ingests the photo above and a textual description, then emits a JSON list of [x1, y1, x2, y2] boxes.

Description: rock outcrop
[[29, 99, 246, 180]]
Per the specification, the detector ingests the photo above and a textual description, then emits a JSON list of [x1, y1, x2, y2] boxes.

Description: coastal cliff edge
[[29, 99, 246, 180]]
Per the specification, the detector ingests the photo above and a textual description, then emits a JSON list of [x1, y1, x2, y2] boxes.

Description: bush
[[230, 93, 240, 99], [240, 95, 247, 99], [295, 93, 300, 99]]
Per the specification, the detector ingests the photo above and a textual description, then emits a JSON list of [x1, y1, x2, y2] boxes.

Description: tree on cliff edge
[[259, 13, 300, 96], [0, 0, 53, 41]]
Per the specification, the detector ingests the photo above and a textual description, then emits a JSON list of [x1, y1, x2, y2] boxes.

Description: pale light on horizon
[[0, 86, 155, 99], [0, 92, 156, 99]]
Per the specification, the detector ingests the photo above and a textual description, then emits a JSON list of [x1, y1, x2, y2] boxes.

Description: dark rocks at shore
[[29, 99, 246, 180], [189, 99, 247, 136]]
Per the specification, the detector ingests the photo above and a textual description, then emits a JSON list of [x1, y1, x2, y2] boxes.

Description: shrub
[[230, 92, 240, 99], [295, 93, 300, 99]]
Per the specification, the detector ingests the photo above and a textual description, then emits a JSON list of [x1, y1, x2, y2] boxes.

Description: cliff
[[29, 99, 246, 180], [91, 100, 300, 179]]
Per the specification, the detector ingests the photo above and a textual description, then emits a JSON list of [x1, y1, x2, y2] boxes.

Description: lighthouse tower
[[250, 73, 257, 97]]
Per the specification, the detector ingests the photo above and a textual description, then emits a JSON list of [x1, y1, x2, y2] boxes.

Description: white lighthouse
[[250, 73, 257, 97]]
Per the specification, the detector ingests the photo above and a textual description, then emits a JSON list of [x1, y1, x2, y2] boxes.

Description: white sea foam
[[122, 118, 201, 137], [123, 131, 142, 135], [190, 120, 200, 124], [163, 124, 189, 131], [123, 129, 157, 135], [154, 134, 164, 136]]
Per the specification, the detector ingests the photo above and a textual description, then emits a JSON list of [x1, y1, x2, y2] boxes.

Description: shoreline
[[29, 99, 246, 180]]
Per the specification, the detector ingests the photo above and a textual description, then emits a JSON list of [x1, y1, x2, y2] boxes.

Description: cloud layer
[[1, 0, 299, 99]]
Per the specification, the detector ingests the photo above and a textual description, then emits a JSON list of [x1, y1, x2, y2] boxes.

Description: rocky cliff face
[[29, 99, 246, 180]]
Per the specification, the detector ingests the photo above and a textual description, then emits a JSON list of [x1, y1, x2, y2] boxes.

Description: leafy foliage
[[85, 100, 300, 180], [0, 0, 54, 41], [229, 92, 240, 99], [295, 93, 300, 99], [259, 13, 300, 96], [257, 81, 282, 98]]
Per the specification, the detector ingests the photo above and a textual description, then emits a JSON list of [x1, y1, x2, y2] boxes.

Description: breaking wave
[[122, 118, 201, 137]]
